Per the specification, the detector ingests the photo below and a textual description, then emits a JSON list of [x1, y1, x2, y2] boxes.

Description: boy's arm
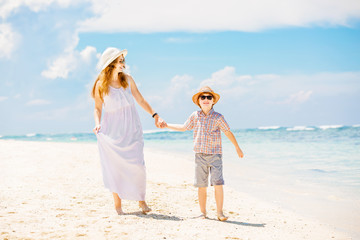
[[166, 123, 187, 132], [165, 112, 195, 132], [224, 130, 244, 158]]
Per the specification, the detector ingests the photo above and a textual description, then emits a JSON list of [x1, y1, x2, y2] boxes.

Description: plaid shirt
[[184, 109, 230, 154]]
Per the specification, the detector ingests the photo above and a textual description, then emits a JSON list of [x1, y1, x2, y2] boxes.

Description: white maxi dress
[[96, 85, 146, 201]]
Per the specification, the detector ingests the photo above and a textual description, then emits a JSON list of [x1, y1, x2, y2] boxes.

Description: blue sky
[[0, 0, 360, 135]]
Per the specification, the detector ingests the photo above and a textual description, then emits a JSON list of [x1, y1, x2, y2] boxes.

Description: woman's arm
[[128, 75, 164, 128], [93, 81, 103, 134], [224, 130, 244, 158]]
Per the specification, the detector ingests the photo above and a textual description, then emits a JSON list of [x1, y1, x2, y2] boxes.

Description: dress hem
[[105, 187, 146, 201]]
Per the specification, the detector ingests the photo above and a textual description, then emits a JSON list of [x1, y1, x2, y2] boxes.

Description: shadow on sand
[[124, 211, 183, 221], [121, 211, 265, 226], [208, 217, 266, 227]]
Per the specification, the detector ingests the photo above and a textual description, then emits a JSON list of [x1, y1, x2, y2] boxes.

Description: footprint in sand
[[56, 208, 69, 211], [76, 233, 87, 237]]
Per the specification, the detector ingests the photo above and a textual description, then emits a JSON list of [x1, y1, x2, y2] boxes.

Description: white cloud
[[80, 46, 97, 63], [144, 69, 360, 129], [170, 74, 193, 92], [41, 53, 77, 79], [148, 74, 193, 108], [149, 68, 360, 113], [0, 96, 9, 102], [0, 0, 87, 19], [25, 93, 92, 121], [41, 45, 98, 79], [200, 66, 250, 97], [78, 0, 360, 33], [166, 74, 193, 102], [26, 99, 52, 106], [203, 66, 245, 85], [0, 23, 20, 58], [198, 67, 360, 105], [284, 90, 313, 104]]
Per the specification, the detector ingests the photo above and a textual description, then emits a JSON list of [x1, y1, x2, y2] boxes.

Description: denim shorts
[[194, 153, 224, 187]]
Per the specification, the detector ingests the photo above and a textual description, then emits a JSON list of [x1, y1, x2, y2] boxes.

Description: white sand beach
[[0, 140, 352, 240]]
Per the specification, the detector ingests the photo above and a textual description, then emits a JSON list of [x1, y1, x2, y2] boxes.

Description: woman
[[91, 47, 163, 215]]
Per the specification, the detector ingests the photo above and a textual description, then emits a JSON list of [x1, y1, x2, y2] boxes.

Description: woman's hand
[[155, 116, 166, 128], [93, 124, 101, 134]]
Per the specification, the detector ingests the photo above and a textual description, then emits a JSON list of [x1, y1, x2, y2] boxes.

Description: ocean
[[1, 124, 360, 236], [3, 125, 359, 189]]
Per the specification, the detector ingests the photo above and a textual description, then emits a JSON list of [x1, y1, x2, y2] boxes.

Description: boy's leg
[[194, 153, 210, 217], [214, 185, 228, 221], [209, 154, 228, 221], [214, 185, 223, 213], [198, 187, 207, 216]]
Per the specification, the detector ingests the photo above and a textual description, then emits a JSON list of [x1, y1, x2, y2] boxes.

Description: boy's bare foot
[[193, 212, 207, 219], [217, 212, 228, 221], [139, 201, 151, 214], [115, 207, 124, 215], [199, 212, 207, 219]]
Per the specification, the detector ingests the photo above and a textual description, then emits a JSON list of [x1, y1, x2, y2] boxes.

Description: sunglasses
[[200, 95, 213, 100], [119, 59, 126, 64]]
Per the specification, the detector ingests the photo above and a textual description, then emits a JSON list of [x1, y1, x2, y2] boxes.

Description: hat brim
[[192, 91, 220, 107], [99, 49, 128, 71]]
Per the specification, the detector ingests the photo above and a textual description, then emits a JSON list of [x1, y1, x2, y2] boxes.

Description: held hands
[[154, 115, 167, 128], [93, 124, 101, 134]]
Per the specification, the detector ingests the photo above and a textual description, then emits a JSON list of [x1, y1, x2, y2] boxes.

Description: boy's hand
[[155, 116, 167, 128], [236, 147, 244, 158], [159, 120, 167, 128]]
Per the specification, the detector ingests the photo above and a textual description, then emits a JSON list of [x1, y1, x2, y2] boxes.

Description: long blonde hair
[[91, 57, 128, 101]]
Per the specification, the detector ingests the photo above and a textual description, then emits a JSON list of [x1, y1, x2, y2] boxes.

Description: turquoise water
[[1, 125, 359, 188], [2, 125, 360, 236], [145, 125, 360, 236], [2, 125, 359, 190]]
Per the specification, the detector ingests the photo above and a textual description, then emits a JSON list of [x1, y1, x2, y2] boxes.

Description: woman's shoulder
[[124, 72, 133, 79], [124, 73, 134, 84], [95, 79, 102, 89]]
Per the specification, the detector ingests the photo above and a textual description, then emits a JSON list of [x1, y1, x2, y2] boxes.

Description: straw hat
[[192, 86, 220, 107], [97, 47, 128, 71]]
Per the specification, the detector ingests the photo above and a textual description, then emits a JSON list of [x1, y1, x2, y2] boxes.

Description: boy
[[164, 86, 244, 221]]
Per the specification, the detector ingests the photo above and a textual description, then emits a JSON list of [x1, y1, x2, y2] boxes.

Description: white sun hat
[[97, 47, 128, 71]]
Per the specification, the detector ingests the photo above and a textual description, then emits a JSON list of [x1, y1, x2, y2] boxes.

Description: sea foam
[[26, 133, 37, 137], [258, 126, 281, 130], [319, 125, 343, 130], [287, 126, 315, 131]]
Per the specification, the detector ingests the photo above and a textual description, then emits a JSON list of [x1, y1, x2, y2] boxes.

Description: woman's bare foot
[[115, 207, 124, 215], [115, 207, 125, 215], [217, 212, 228, 221], [139, 201, 151, 214], [112, 193, 123, 215]]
